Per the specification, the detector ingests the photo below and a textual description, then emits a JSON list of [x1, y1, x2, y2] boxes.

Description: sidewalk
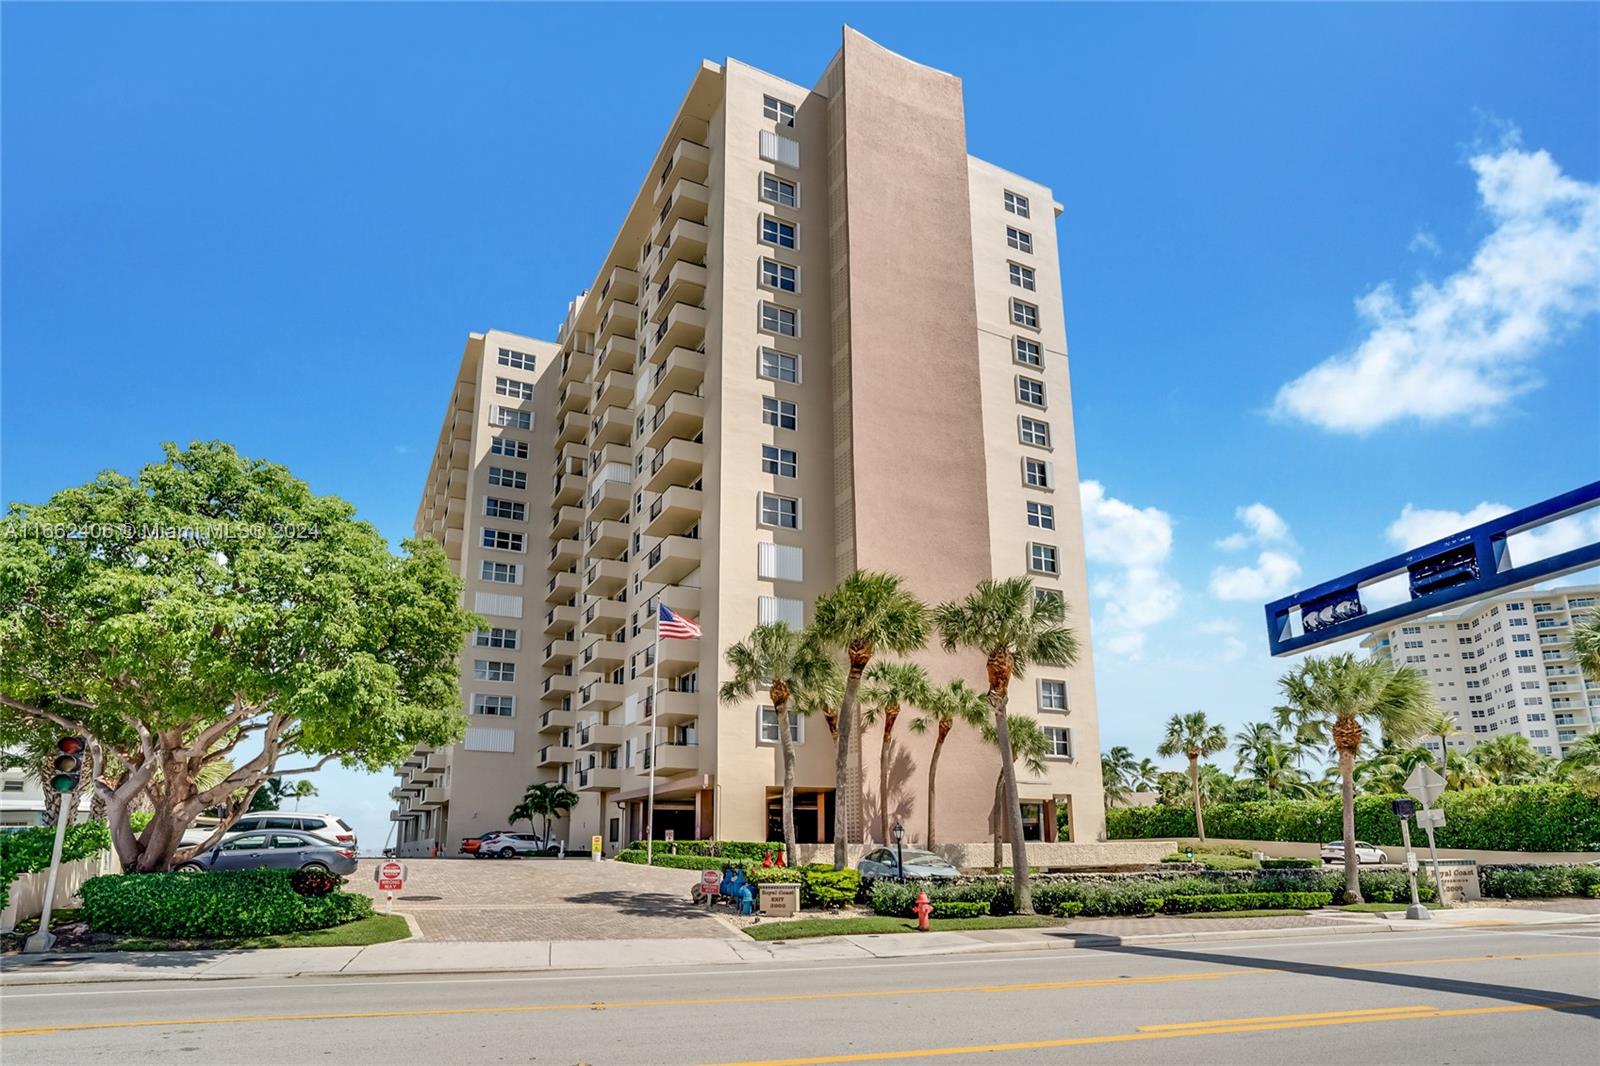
[[3, 905, 1593, 987]]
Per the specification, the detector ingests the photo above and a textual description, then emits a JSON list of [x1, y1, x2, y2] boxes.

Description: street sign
[[591, 834, 603, 861], [1391, 798, 1417, 818], [700, 869, 720, 896], [1420, 808, 1447, 827], [374, 860, 405, 892], [1406, 853, 1419, 873], [1403, 764, 1446, 806]]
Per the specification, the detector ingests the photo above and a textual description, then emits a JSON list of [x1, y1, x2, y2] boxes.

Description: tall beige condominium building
[[1361, 585, 1599, 761], [393, 28, 1104, 858]]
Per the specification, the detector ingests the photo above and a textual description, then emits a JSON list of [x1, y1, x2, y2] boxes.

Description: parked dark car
[[174, 830, 358, 876]]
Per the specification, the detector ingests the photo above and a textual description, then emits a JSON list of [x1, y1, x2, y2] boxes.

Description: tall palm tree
[[981, 714, 1049, 867], [861, 660, 931, 844], [1231, 721, 1280, 779], [1156, 712, 1228, 841], [1354, 742, 1436, 795], [509, 796, 537, 833], [1444, 749, 1490, 791], [812, 571, 929, 867], [1248, 739, 1319, 799], [1573, 609, 1599, 683], [933, 577, 1079, 914], [1132, 757, 1161, 792], [719, 622, 835, 866], [1557, 733, 1600, 796], [522, 781, 580, 845], [1467, 734, 1553, 785], [907, 678, 987, 847], [1418, 709, 1459, 778], [1102, 745, 1138, 809], [1276, 653, 1434, 903], [289, 780, 318, 811]]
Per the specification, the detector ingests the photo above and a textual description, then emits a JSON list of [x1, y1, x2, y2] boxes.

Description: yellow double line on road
[[0, 948, 1592, 1041]]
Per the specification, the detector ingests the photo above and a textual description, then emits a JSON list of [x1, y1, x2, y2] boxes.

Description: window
[[760, 258, 798, 293], [760, 303, 799, 337], [762, 94, 796, 126], [490, 406, 532, 430], [760, 493, 800, 529], [484, 498, 525, 520], [481, 560, 520, 584], [489, 436, 528, 460], [495, 376, 534, 400], [472, 694, 515, 717], [759, 130, 801, 167], [1004, 190, 1031, 217], [2, 780, 23, 793], [1034, 587, 1063, 610], [1026, 501, 1055, 529], [498, 347, 535, 370], [758, 595, 805, 628], [1009, 263, 1036, 291], [474, 660, 516, 682], [1039, 679, 1068, 711], [1016, 376, 1046, 407], [757, 542, 804, 581], [759, 348, 800, 383], [487, 466, 527, 490], [1028, 542, 1059, 575], [1011, 300, 1040, 329], [1043, 726, 1072, 758], [475, 627, 518, 649], [758, 706, 803, 743], [1023, 458, 1053, 489], [761, 173, 798, 208], [1006, 226, 1032, 253], [761, 445, 798, 478], [1014, 337, 1042, 367], [1019, 416, 1051, 447], [762, 396, 797, 430], [761, 217, 797, 249], [482, 528, 524, 552]]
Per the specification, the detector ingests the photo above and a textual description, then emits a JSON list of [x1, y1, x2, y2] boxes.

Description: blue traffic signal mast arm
[[1264, 480, 1600, 657]]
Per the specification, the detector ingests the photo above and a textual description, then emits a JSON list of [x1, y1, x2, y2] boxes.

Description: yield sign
[[1404, 764, 1446, 806]]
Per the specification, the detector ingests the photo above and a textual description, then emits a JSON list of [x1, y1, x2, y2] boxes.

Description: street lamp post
[[892, 821, 905, 883]]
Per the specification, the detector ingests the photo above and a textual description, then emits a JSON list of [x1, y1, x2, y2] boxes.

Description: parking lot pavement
[[349, 858, 737, 942]]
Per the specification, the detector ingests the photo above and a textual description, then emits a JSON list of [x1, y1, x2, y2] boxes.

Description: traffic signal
[[50, 736, 86, 793]]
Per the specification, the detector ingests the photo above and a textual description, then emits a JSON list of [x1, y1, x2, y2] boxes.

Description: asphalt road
[[2, 925, 1597, 1065]]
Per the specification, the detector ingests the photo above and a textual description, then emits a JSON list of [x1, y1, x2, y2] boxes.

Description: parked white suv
[[223, 813, 358, 850], [478, 832, 554, 858], [1320, 840, 1389, 865]]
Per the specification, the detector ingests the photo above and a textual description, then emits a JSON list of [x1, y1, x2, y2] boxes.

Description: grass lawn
[[743, 914, 1063, 941], [1180, 909, 1308, 918], [1340, 902, 1444, 913], [95, 916, 412, 953]]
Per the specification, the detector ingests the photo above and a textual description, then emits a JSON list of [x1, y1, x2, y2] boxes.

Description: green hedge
[[931, 900, 990, 918], [614, 850, 729, 871], [1107, 784, 1600, 852], [79, 869, 372, 939], [1261, 858, 1321, 869], [1159, 892, 1332, 914], [1478, 863, 1600, 899], [626, 840, 785, 862], [1, 820, 112, 913], [802, 868, 861, 908], [1161, 852, 1261, 870]]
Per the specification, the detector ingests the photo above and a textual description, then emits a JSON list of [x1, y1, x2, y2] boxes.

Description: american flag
[[658, 604, 702, 639]]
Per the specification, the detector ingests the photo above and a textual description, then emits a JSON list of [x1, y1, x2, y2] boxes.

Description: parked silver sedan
[[174, 830, 358, 876], [857, 847, 961, 881]]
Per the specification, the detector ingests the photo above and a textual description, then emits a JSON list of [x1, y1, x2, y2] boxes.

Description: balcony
[[577, 722, 625, 750], [650, 689, 702, 725], [557, 410, 588, 446], [550, 536, 580, 569], [647, 346, 707, 407], [645, 439, 704, 493], [542, 639, 578, 667], [645, 534, 702, 586], [650, 741, 700, 776], [539, 707, 575, 733], [579, 683, 627, 713], [657, 178, 710, 232], [558, 380, 592, 417], [389, 809, 419, 822], [596, 299, 637, 350], [559, 442, 587, 470], [583, 558, 629, 599], [651, 304, 707, 360], [414, 750, 447, 779], [544, 604, 579, 635], [651, 261, 709, 326], [651, 219, 709, 284], [580, 637, 628, 673], [553, 472, 584, 507], [587, 477, 631, 523], [551, 505, 583, 540], [592, 368, 635, 414], [645, 485, 704, 538], [645, 392, 705, 451], [582, 596, 628, 635], [546, 569, 580, 603], [600, 265, 640, 308], [585, 519, 630, 560], [541, 673, 580, 701], [655, 139, 710, 200], [559, 341, 594, 387], [595, 334, 638, 377], [538, 744, 574, 767], [654, 635, 701, 671], [577, 767, 621, 791], [646, 584, 701, 620], [416, 786, 449, 809], [589, 405, 633, 449]]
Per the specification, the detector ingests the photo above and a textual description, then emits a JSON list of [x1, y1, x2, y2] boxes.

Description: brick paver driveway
[[350, 858, 735, 942]]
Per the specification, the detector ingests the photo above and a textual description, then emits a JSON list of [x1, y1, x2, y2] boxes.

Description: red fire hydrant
[[913, 891, 933, 932]]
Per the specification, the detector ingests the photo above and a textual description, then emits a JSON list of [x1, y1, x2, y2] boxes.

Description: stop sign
[[375, 860, 405, 891]]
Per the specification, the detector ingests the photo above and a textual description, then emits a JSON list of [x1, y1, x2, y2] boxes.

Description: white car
[[221, 812, 358, 850], [478, 832, 555, 859], [1321, 840, 1389, 865]]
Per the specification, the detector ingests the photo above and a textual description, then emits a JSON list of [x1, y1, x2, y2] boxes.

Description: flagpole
[[646, 612, 660, 866]]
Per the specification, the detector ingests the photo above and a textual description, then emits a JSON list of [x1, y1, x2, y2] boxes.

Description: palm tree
[[1573, 610, 1599, 683], [522, 781, 579, 845], [1467, 734, 1553, 785], [934, 577, 1079, 914], [1156, 712, 1228, 841], [1354, 742, 1436, 795], [509, 797, 537, 833], [1444, 749, 1489, 791], [719, 622, 836, 866], [812, 571, 930, 867], [907, 678, 987, 847], [1276, 653, 1434, 903], [1248, 739, 1319, 799], [861, 660, 931, 845], [982, 715, 1049, 867], [1102, 745, 1138, 809], [1557, 733, 1600, 796], [1132, 757, 1161, 792], [1231, 721, 1280, 779], [1418, 709, 1459, 778], [289, 780, 318, 811]]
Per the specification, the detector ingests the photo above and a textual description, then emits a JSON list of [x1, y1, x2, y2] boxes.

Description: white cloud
[[1387, 500, 1600, 564], [1273, 134, 1600, 433], [1216, 502, 1291, 550], [1386, 502, 1512, 550], [1408, 229, 1442, 256], [1210, 550, 1303, 601], [1196, 618, 1248, 662], [1079, 481, 1181, 657]]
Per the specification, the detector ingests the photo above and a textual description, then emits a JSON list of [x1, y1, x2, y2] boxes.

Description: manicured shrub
[[626, 840, 785, 862], [79, 869, 372, 939], [1055, 901, 1084, 918], [290, 867, 340, 897], [744, 866, 804, 885], [1261, 858, 1320, 869], [615, 850, 729, 871], [1160, 891, 1332, 914], [1479, 863, 1600, 899], [1, 820, 111, 913], [1161, 852, 1261, 871], [1107, 784, 1600, 853], [802, 868, 861, 908], [931, 900, 989, 918]]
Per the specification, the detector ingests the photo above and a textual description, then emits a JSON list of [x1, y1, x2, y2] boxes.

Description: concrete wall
[[794, 839, 1174, 871], [0, 849, 120, 934], [1156, 836, 1600, 867]]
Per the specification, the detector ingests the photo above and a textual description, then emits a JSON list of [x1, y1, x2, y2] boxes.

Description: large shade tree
[[934, 577, 1078, 914], [811, 571, 929, 868], [861, 660, 931, 845], [906, 678, 986, 848], [719, 622, 837, 866], [0, 442, 474, 871], [1276, 653, 1433, 903], [1156, 712, 1228, 842]]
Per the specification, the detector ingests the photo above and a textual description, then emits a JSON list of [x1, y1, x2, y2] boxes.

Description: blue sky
[[4, 4, 1597, 849]]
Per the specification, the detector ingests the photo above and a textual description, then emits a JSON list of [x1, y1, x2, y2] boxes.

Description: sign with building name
[[1432, 859, 1480, 903]]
